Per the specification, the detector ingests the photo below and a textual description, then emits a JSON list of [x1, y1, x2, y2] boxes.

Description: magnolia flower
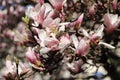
[[103, 13, 120, 34], [89, 24, 104, 44], [81, 25, 115, 49], [34, 29, 59, 53], [71, 35, 90, 56], [67, 60, 83, 74], [82, 24, 104, 44], [4, 59, 16, 79], [43, 17, 60, 33], [26, 47, 45, 70], [26, 3, 54, 26], [4, 57, 31, 79]]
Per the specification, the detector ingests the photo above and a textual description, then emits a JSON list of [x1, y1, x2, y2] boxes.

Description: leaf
[[22, 16, 29, 24]]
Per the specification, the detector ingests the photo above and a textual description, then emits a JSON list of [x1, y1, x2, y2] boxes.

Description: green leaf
[[22, 16, 29, 24]]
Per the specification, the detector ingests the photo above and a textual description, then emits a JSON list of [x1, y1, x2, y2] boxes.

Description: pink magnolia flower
[[71, 35, 90, 56], [26, 3, 54, 26], [49, 0, 66, 10], [103, 13, 120, 34], [26, 47, 45, 70], [4, 59, 16, 79], [4, 58, 32, 80], [89, 24, 104, 44], [82, 24, 104, 44], [82, 25, 115, 49], [67, 60, 83, 74], [42, 17, 60, 33], [34, 29, 59, 52]]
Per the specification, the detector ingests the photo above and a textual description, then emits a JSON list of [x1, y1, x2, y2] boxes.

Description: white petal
[[40, 47, 51, 54], [59, 22, 70, 26], [96, 24, 104, 38], [82, 29, 89, 38], [66, 63, 75, 70], [59, 25, 65, 32], [99, 42, 115, 49], [109, 14, 118, 25], [44, 3, 53, 16], [38, 30, 47, 47], [32, 21, 39, 27], [71, 35, 78, 49]]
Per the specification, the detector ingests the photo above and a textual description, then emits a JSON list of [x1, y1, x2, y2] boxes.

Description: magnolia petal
[[52, 18, 61, 25], [25, 6, 34, 18], [96, 24, 104, 38], [82, 29, 89, 38], [6, 60, 12, 69], [109, 14, 118, 25], [34, 3, 41, 12], [89, 5, 95, 15], [59, 25, 65, 32], [59, 22, 70, 26], [26, 47, 37, 64], [40, 47, 51, 54], [59, 34, 71, 49], [76, 39, 89, 56], [98, 42, 115, 49], [44, 3, 53, 18], [66, 63, 75, 70], [43, 18, 53, 28], [77, 13, 84, 24], [39, 5, 46, 24], [38, 30, 47, 47], [71, 34, 78, 49], [76, 13, 84, 30], [103, 13, 111, 28]]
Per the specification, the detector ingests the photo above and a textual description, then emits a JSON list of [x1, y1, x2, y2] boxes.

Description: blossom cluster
[[1, 0, 120, 80], [24, 0, 119, 71]]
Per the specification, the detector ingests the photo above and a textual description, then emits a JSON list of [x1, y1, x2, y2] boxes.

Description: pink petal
[[76, 39, 90, 56], [76, 13, 84, 24], [89, 5, 95, 15], [6, 60, 12, 69], [59, 34, 71, 49], [26, 47, 37, 64]]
